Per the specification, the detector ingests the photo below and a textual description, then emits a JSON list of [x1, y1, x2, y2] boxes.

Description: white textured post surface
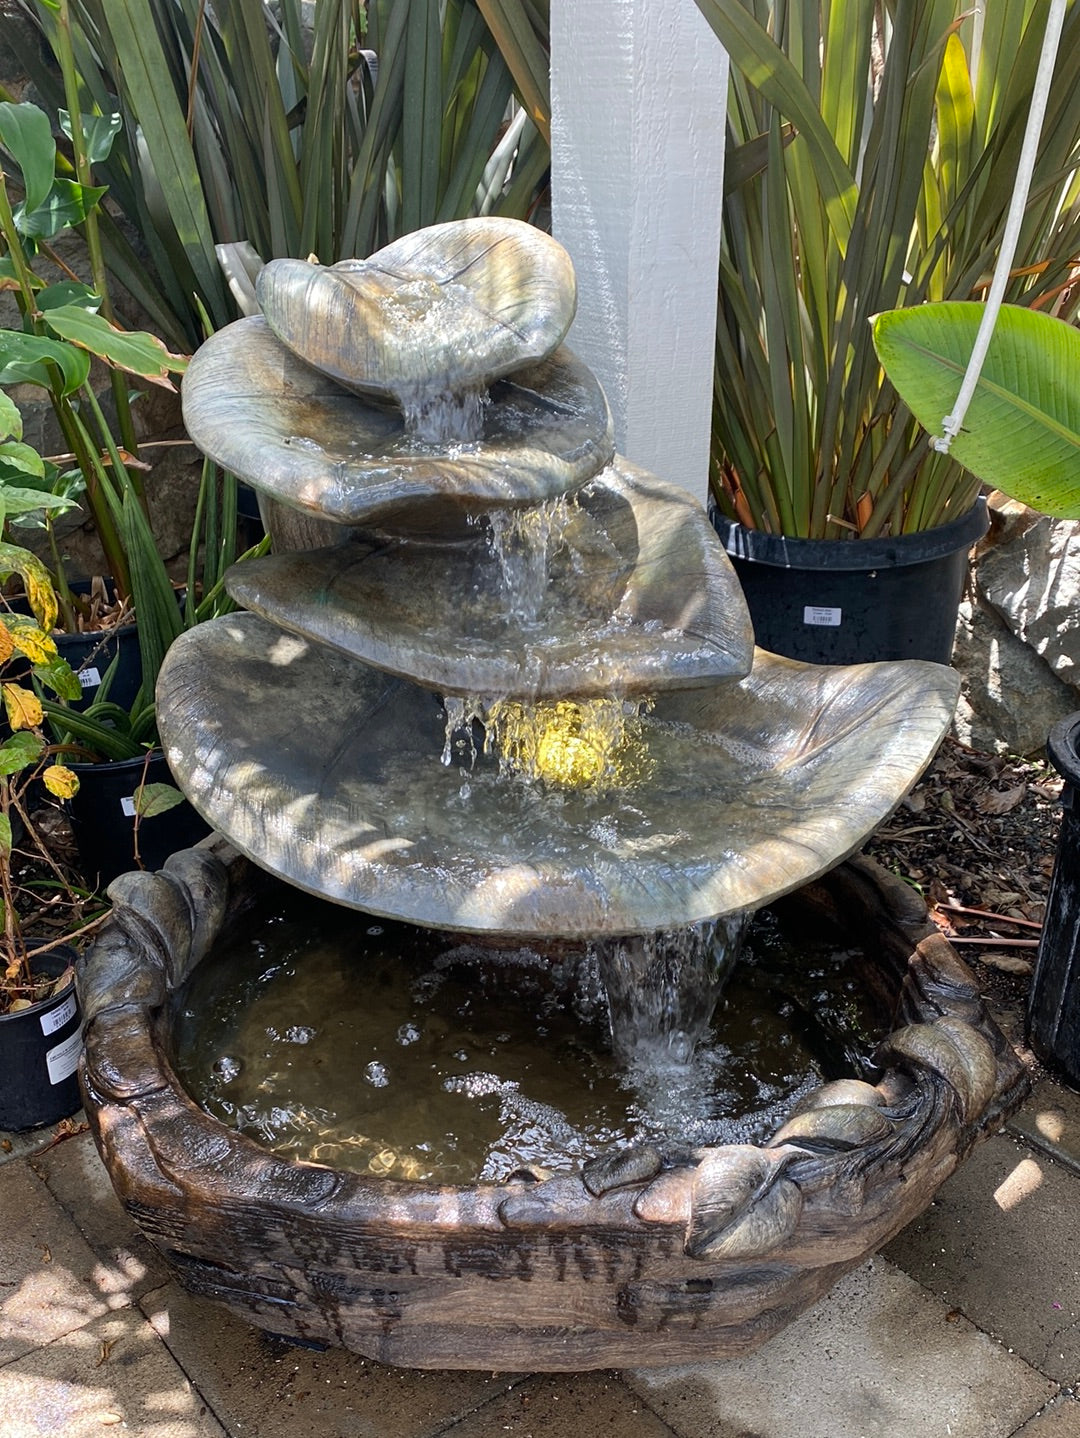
[[551, 0, 728, 504]]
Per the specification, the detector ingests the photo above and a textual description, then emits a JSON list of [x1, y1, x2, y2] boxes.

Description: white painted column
[[550, 0, 728, 505]]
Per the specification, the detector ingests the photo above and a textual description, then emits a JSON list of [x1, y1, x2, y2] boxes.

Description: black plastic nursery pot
[[53, 614, 142, 713], [0, 943, 81, 1131], [67, 751, 212, 890], [1027, 712, 1080, 1085], [710, 499, 988, 665], [3, 579, 143, 714]]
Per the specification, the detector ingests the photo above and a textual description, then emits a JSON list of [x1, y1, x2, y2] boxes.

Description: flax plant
[[11, 0, 551, 349], [696, 0, 1080, 538]]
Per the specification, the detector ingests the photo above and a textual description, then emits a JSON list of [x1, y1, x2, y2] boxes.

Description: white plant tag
[[46, 1029, 82, 1085], [41, 992, 77, 1036], [803, 605, 842, 627], [78, 667, 102, 690], [121, 796, 137, 818]]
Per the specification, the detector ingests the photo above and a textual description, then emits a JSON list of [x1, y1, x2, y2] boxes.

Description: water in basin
[[171, 896, 882, 1185]]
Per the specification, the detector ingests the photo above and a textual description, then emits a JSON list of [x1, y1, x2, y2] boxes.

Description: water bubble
[[397, 1023, 421, 1046], [364, 1061, 390, 1087], [212, 1055, 242, 1083], [285, 1025, 315, 1044]]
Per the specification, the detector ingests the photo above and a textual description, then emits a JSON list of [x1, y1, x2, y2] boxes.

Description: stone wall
[[953, 495, 1080, 756]]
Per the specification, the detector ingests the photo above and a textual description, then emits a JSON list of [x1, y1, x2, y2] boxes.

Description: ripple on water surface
[[171, 897, 883, 1185]]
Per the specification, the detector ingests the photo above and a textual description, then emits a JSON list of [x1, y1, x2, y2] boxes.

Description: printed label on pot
[[46, 1029, 82, 1085], [78, 667, 102, 690], [121, 796, 137, 818], [803, 605, 842, 628], [40, 992, 77, 1036]]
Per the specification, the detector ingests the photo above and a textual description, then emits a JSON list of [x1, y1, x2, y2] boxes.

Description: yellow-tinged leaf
[[0, 544, 58, 632], [2, 683, 43, 730], [0, 623, 14, 664], [9, 623, 58, 664], [42, 764, 79, 799], [24, 568, 58, 632]]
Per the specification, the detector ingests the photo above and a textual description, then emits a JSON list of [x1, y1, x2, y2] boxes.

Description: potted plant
[[692, 0, 1080, 664], [871, 297, 1080, 1083], [0, 536, 88, 1129], [0, 98, 257, 887]]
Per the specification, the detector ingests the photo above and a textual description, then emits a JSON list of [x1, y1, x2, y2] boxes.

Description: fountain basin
[[78, 843, 1027, 1371]]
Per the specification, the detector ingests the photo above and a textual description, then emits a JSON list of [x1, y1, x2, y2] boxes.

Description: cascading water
[[77, 216, 1026, 1372], [163, 214, 961, 1105]]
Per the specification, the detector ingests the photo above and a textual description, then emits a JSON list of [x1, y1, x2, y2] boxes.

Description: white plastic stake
[[933, 0, 1069, 453]]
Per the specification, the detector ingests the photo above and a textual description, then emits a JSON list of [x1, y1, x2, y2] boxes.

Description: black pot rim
[[0, 942, 78, 1024], [710, 496, 988, 572], [68, 748, 164, 776], [1046, 712, 1080, 787]]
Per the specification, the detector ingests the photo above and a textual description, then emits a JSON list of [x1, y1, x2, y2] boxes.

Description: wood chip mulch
[[864, 735, 1063, 1051]]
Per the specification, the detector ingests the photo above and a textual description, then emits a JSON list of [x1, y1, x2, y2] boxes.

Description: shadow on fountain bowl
[[76, 838, 1028, 1371]]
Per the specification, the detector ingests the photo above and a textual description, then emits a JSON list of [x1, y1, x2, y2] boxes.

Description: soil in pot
[[0, 943, 81, 1130]]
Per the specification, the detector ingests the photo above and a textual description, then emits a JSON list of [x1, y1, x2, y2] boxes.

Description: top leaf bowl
[[256, 218, 577, 405]]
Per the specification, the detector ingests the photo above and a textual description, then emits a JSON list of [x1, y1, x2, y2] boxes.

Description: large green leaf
[[0, 101, 55, 211], [0, 389, 21, 442], [59, 109, 123, 165], [0, 331, 91, 394], [872, 302, 1080, 519], [43, 304, 187, 383], [14, 178, 107, 238]]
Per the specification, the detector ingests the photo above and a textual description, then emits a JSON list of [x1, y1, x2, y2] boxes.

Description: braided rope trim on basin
[[77, 843, 1029, 1372]]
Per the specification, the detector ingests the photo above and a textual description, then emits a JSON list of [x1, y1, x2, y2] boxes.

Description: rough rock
[[952, 597, 1076, 757], [976, 504, 1080, 692], [952, 498, 1080, 756]]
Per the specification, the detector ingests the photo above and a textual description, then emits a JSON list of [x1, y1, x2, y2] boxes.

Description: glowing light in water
[[484, 696, 653, 789]]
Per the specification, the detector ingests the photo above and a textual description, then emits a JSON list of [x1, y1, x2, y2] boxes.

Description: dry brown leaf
[[95, 1338, 117, 1367], [977, 784, 1026, 815], [902, 791, 927, 814], [928, 877, 951, 907]]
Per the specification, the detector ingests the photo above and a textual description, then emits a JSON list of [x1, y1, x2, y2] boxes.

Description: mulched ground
[[865, 735, 1063, 1054]]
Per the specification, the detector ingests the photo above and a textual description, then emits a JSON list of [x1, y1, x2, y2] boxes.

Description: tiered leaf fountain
[[78, 220, 1026, 1369]]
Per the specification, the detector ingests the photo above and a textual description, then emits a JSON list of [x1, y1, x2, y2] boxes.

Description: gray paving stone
[[0, 1112, 87, 1169], [1012, 1395, 1080, 1436], [0, 1159, 122, 1365], [140, 1281, 527, 1438], [884, 1132, 1080, 1385], [29, 1128, 170, 1297], [447, 1373, 677, 1437], [0, 1303, 226, 1437], [1008, 1079, 1080, 1178], [625, 1257, 1054, 1438]]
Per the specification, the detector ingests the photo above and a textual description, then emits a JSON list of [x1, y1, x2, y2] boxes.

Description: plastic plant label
[[46, 1028, 82, 1085], [803, 605, 842, 627], [121, 795, 137, 817], [40, 991, 76, 1036], [78, 667, 102, 689]]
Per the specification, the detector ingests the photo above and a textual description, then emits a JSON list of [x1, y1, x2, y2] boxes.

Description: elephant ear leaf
[[872, 302, 1080, 520]]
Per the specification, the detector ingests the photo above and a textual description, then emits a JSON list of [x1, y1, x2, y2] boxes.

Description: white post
[[550, 0, 729, 506]]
